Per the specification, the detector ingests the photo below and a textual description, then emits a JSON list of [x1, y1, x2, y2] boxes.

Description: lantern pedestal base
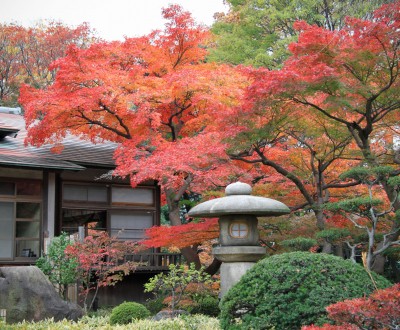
[[219, 262, 258, 297], [213, 246, 266, 297]]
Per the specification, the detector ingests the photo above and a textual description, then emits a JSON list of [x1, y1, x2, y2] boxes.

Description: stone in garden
[[152, 309, 189, 321], [0, 266, 83, 323]]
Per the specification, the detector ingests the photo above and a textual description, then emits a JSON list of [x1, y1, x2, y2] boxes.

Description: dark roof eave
[[70, 161, 115, 169], [0, 160, 86, 171]]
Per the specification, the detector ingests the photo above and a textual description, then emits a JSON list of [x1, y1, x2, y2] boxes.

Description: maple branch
[[252, 146, 315, 207], [98, 101, 132, 139], [290, 202, 310, 212], [76, 109, 131, 139], [323, 180, 361, 189], [173, 173, 194, 203], [161, 97, 192, 140], [292, 97, 351, 127]]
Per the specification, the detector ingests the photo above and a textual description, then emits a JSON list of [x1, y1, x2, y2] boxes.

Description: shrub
[[145, 296, 165, 315], [36, 232, 77, 299], [280, 237, 318, 251], [109, 301, 150, 325], [144, 263, 212, 313], [189, 295, 220, 317], [219, 252, 392, 330]]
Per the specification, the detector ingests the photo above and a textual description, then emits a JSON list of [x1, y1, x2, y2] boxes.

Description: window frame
[[60, 181, 158, 241], [0, 178, 42, 262]]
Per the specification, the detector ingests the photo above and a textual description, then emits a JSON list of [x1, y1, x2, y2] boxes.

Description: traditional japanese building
[[0, 108, 179, 305]]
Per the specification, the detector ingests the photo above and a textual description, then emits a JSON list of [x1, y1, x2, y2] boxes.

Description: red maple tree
[[20, 5, 249, 271], [65, 232, 137, 312]]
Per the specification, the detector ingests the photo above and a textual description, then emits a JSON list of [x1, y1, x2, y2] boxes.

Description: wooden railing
[[122, 252, 183, 271], [61, 227, 183, 271]]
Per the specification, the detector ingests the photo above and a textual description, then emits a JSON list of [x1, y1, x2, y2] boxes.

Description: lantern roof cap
[[188, 182, 290, 218]]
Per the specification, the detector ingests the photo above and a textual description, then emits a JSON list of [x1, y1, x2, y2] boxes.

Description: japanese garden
[[0, 1, 399, 329]]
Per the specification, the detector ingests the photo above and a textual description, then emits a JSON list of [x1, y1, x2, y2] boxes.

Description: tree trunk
[[204, 258, 222, 276], [371, 255, 386, 274], [334, 243, 344, 258], [322, 241, 332, 254], [370, 242, 386, 274], [315, 209, 326, 231], [167, 193, 202, 269]]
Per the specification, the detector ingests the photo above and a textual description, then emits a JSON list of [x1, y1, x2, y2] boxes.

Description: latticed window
[[0, 180, 42, 260], [229, 222, 249, 238], [61, 183, 156, 241]]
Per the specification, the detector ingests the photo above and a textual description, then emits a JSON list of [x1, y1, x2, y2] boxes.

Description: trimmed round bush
[[220, 252, 392, 330], [189, 295, 220, 316], [109, 301, 150, 325]]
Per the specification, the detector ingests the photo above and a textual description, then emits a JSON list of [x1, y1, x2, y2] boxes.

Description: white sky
[[0, 0, 228, 41]]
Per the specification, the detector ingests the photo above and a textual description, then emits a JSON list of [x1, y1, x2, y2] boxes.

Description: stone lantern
[[188, 182, 290, 296]]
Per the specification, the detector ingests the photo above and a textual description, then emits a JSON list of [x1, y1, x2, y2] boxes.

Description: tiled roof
[[0, 113, 117, 170]]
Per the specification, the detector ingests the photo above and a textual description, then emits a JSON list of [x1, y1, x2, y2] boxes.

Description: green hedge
[[219, 252, 392, 330]]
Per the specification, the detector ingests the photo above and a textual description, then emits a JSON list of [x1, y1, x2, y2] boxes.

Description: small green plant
[[36, 232, 78, 299], [144, 263, 212, 314], [109, 301, 150, 325]]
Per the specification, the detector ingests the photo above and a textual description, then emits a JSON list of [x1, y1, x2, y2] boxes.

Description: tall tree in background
[[225, 1, 400, 271], [0, 24, 24, 106], [0, 21, 94, 106], [208, 0, 395, 68], [20, 5, 249, 272]]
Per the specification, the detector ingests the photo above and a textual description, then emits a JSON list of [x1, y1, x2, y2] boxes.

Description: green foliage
[[144, 263, 212, 313], [388, 175, 400, 187], [209, 0, 391, 68], [339, 165, 394, 183], [395, 209, 400, 225], [324, 197, 382, 215], [109, 301, 150, 325], [219, 252, 392, 330], [160, 204, 170, 225], [315, 228, 351, 242], [353, 232, 384, 244], [35, 232, 77, 298], [280, 237, 317, 251], [186, 295, 220, 317], [145, 296, 165, 315], [3, 314, 220, 329]]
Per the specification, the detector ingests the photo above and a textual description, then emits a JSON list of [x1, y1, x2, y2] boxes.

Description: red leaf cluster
[[142, 218, 219, 248]]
